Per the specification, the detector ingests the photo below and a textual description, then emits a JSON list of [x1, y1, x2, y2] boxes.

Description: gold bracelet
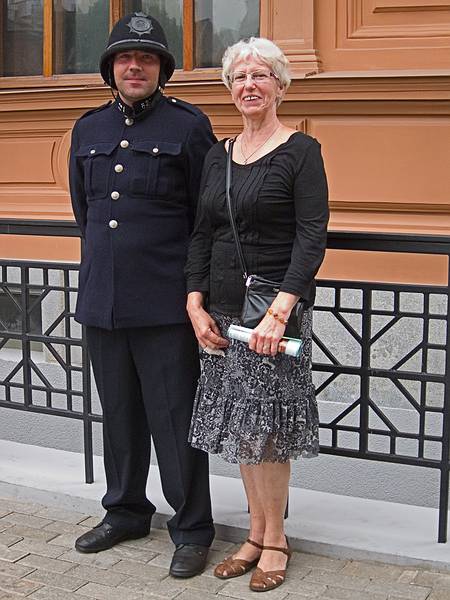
[[267, 308, 289, 325]]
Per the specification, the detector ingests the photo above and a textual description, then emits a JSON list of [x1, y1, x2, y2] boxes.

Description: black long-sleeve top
[[185, 132, 329, 316]]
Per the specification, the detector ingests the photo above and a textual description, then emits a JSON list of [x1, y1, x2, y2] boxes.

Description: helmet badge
[[127, 12, 153, 37]]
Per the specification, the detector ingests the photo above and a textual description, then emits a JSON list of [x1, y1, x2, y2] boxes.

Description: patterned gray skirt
[[189, 309, 320, 464]]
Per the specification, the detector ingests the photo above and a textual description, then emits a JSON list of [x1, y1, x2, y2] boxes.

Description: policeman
[[69, 12, 216, 577]]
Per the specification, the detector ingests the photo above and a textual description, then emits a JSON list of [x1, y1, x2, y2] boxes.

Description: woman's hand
[[249, 312, 286, 356], [248, 291, 300, 356], [187, 292, 229, 351]]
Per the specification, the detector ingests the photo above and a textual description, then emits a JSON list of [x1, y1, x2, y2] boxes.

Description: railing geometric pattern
[[1, 220, 449, 543]]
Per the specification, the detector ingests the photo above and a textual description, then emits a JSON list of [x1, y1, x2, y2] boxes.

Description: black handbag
[[226, 138, 305, 339]]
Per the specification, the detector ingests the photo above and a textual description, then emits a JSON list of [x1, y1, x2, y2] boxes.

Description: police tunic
[[69, 93, 216, 544], [69, 92, 216, 330]]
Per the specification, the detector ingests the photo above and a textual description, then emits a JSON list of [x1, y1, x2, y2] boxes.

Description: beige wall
[[0, 0, 449, 283]]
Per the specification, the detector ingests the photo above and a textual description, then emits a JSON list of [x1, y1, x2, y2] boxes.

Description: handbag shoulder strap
[[226, 138, 248, 281]]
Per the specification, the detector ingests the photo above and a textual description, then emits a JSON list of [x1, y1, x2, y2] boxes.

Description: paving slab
[[17, 553, 76, 573], [29, 589, 82, 600], [66, 563, 130, 587], [0, 572, 42, 596], [76, 581, 143, 599], [318, 588, 388, 600], [0, 496, 449, 600], [24, 568, 87, 592]]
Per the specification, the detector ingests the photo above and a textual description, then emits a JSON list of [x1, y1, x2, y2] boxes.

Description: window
[[0, 0, 259, 78], [1, 0, 44, 77]]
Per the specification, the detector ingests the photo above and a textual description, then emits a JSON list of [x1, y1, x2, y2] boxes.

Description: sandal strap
[[262, 544, 291, 556], [246, 538, 263, 550]]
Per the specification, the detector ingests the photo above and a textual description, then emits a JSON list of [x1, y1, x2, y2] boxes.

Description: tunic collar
[[115, 89, 162, 120]]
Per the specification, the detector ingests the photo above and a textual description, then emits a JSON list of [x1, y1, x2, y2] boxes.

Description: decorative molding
[[269, 0, 321, 75], [0, 138, 56, 184], [1, 72, 449, 115], [347, 0, 450, 39], [259, 0, 275, 39], [348, 23, 450, 38], [373, 1, 450, 13], [331, 200, 450, 213], [53, 130, 71, 192]]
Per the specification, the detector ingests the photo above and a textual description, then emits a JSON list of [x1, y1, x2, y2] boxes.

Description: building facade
[[1, 0, 450, 508]]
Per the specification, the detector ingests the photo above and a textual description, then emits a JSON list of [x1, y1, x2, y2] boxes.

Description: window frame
[[0, 0, 266, 88]]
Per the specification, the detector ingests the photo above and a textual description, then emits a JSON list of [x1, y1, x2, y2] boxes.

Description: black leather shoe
[[169, 543, 209, 578], [75, 522, 149, 554]]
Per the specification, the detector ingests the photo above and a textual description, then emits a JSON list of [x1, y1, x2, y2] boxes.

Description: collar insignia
[[127, 12, 153, 37]]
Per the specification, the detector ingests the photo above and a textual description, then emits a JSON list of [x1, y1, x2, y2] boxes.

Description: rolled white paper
[[228, 324, 303, 358]]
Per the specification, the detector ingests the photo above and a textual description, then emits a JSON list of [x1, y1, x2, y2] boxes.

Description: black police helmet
[[99, 12, 176, 89]]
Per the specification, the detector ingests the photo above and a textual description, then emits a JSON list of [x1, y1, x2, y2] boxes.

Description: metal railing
[[1, 219, 449, 542]]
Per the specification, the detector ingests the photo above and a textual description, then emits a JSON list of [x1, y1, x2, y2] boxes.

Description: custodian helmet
[[99, 12, 176, 89]]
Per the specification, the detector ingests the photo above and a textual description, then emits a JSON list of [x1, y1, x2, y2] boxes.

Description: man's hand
[[187, 292, 229, 351]]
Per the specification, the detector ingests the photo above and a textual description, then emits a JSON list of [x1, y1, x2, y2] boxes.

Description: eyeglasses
[[229, 70, 279, 85]]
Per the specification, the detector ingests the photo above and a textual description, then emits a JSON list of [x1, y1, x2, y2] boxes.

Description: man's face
[[113, 50, 161, 106]]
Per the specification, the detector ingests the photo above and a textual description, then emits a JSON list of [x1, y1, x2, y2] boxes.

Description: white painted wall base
[[0, 440, 449, 571]]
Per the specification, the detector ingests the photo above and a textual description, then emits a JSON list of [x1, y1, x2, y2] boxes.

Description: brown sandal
[[249, 539, 292, 592], [214, 538, 263, 579]]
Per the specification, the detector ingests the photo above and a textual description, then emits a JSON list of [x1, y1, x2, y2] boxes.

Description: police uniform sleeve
[[184, 112, 217, 230], [69, 123, 87, 238]]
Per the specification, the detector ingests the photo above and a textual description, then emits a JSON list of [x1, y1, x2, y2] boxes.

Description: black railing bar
[[21, 267, 32, 409], [332, 311, 363, 343], [368, 369, 445, 382], [0, 400, 103, 422], [311, 336, 342, 366], [0, 285, 80, 295], [391, 379, 421, 413], [314, 308, 449, 321], [0, 359, 85, 374], [327, 232, 450, 255], [1, 382, 88, 398], [0, 268, 79, 280], [314, 372, 339, 395], [390, 342, 426, 372], [326, 398, 361, 427], [0, 332, 83, 345], [43, 311, 70, 337], [313, 364, 362, 374], [319, 446, 443, 468], [319, 282, 449, 293], [313, 364, 446, 383], [29, 388, 88, 398], [360, 283, 372, 455], [367, 429, 443, 443], [419, 295, 431, 460], [322, 422, 444, 441], [3, 219, 450, 253], [29, 361, 54, 389], [1, 284, 78, 295], [437, 262, 450, 541], [0, 220, 80, 237], [370, 315, 402, 345], [318, 280, 449, 294]]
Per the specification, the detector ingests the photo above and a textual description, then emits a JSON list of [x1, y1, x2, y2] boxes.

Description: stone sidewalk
[[0, 497, 449, 600]]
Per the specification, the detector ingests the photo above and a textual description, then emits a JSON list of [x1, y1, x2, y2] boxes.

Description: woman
[[185, 37, 328, 592]]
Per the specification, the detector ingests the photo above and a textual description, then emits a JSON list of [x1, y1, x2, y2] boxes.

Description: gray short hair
[[222, 37, 291, 93]]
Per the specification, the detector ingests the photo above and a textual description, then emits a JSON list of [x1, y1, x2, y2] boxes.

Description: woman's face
[[229, 56, 282, 118]]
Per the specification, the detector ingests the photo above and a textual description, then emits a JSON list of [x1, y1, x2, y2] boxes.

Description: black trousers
[[86, 323, 214, 546]]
